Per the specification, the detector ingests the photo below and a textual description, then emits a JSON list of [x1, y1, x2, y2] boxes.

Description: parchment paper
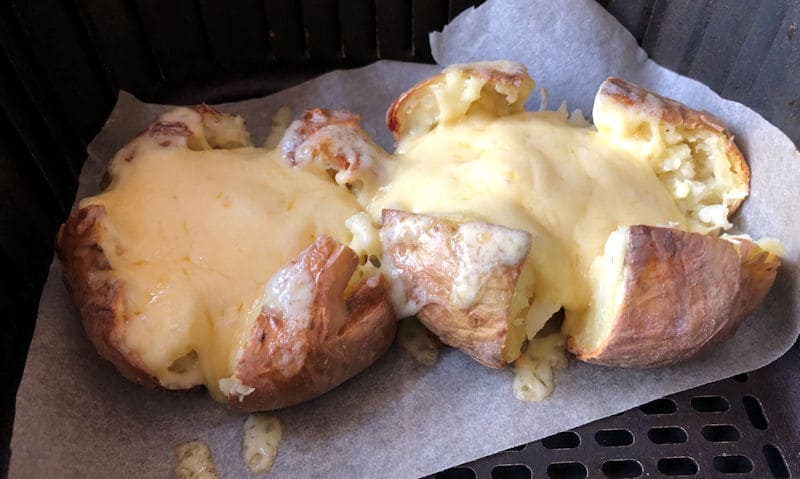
[[11, 1, 800, 477]]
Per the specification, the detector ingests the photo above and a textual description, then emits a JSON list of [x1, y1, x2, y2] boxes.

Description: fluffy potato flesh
[[380, 210, 531, 367], [562, 225, 764, 367], [57, 106, 395, 409], [593, 78, 750, 233]]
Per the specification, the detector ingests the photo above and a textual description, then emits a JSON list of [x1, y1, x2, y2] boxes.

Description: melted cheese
[[367, 111, 686, 340], [82, 146, 363, 399], [242, 414, 282, 475], [512, 333, 567, 402]]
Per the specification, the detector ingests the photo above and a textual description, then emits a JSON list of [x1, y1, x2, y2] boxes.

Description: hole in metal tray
[[733, 372, 749, 382], [547, 462, 588, 479], [690, 395, 730, 412], [491, 464, 532, 479], [713, 455, 754, 474], [657, 457, 699, 476], [601, 459, 643, 478], [541, 431, 580, 449], [743, 395, 768, 430], [701, 424, 741, 442], [640, 398, 677, 415], [595, 429, 634, 447], [763, 444, 790, 478], [503, 444, 526, 452], [435, 467, 476, 479], [648, 426, 688, 444]]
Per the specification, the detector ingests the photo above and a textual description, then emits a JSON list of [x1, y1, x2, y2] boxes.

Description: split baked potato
[[283, 61, 779, 371], [562, 225, 780, 367], [57, 105, 396, 411]]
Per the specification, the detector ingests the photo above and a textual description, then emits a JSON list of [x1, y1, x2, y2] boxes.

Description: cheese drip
[[82, 147, 363, 399], [367, 111, 686, 340]]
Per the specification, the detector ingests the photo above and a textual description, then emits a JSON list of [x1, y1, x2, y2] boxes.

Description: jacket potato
[[282, 61, 779, 371], [57, 105, 396, 411], [561, 225, 779, 367]]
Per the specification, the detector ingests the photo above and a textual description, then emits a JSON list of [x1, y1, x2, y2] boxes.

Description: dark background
[[1, 1, 798, 477]]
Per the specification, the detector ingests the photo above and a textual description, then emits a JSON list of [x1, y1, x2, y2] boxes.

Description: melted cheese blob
[[82, 147, 363, 399], [368, 111, 686, 338]]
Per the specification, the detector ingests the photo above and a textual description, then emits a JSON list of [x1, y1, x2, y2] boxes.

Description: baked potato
[[561, 225, 780, 367], [283, 61, 779, 373], [57, 105, 396, 411]]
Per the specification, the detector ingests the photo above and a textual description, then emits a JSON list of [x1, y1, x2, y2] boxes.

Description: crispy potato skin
[[56, 205, 160, 388], [598, 77, 750, 214], [231, 237, 396, 411], [386, 75, 439, 140], [569, 226, 744, 367], [381, 210, 530, 368]]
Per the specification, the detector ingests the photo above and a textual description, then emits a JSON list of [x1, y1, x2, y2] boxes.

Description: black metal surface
[[0, 1, 798, 477], [432, 341, 800, 479]]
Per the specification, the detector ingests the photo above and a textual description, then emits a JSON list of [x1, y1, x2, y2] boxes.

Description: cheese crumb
[[218, 377, 255, 402], [174, 440, 218, 479], [243, 414, 282, 475]]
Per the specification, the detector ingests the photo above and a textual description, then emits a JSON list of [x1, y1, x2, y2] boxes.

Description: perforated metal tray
[[1, 1, 798, 477], [430, 339, 799, 478]]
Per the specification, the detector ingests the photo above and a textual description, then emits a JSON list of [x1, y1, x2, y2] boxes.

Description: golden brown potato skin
[[598, 77, 750, 214], [230, 237, 396, 411], [56, 205, 160, 388], [568, 225, 744, 367], [381, 209, 530, 368]]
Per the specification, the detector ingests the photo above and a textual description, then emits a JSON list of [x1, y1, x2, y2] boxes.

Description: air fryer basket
[[1, 1, 797, 477]]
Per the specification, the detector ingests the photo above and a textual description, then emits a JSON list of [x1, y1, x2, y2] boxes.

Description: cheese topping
[[367, 110, 686, 340], [451, 222, 531, 309], [82, 146, 363, 399]]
